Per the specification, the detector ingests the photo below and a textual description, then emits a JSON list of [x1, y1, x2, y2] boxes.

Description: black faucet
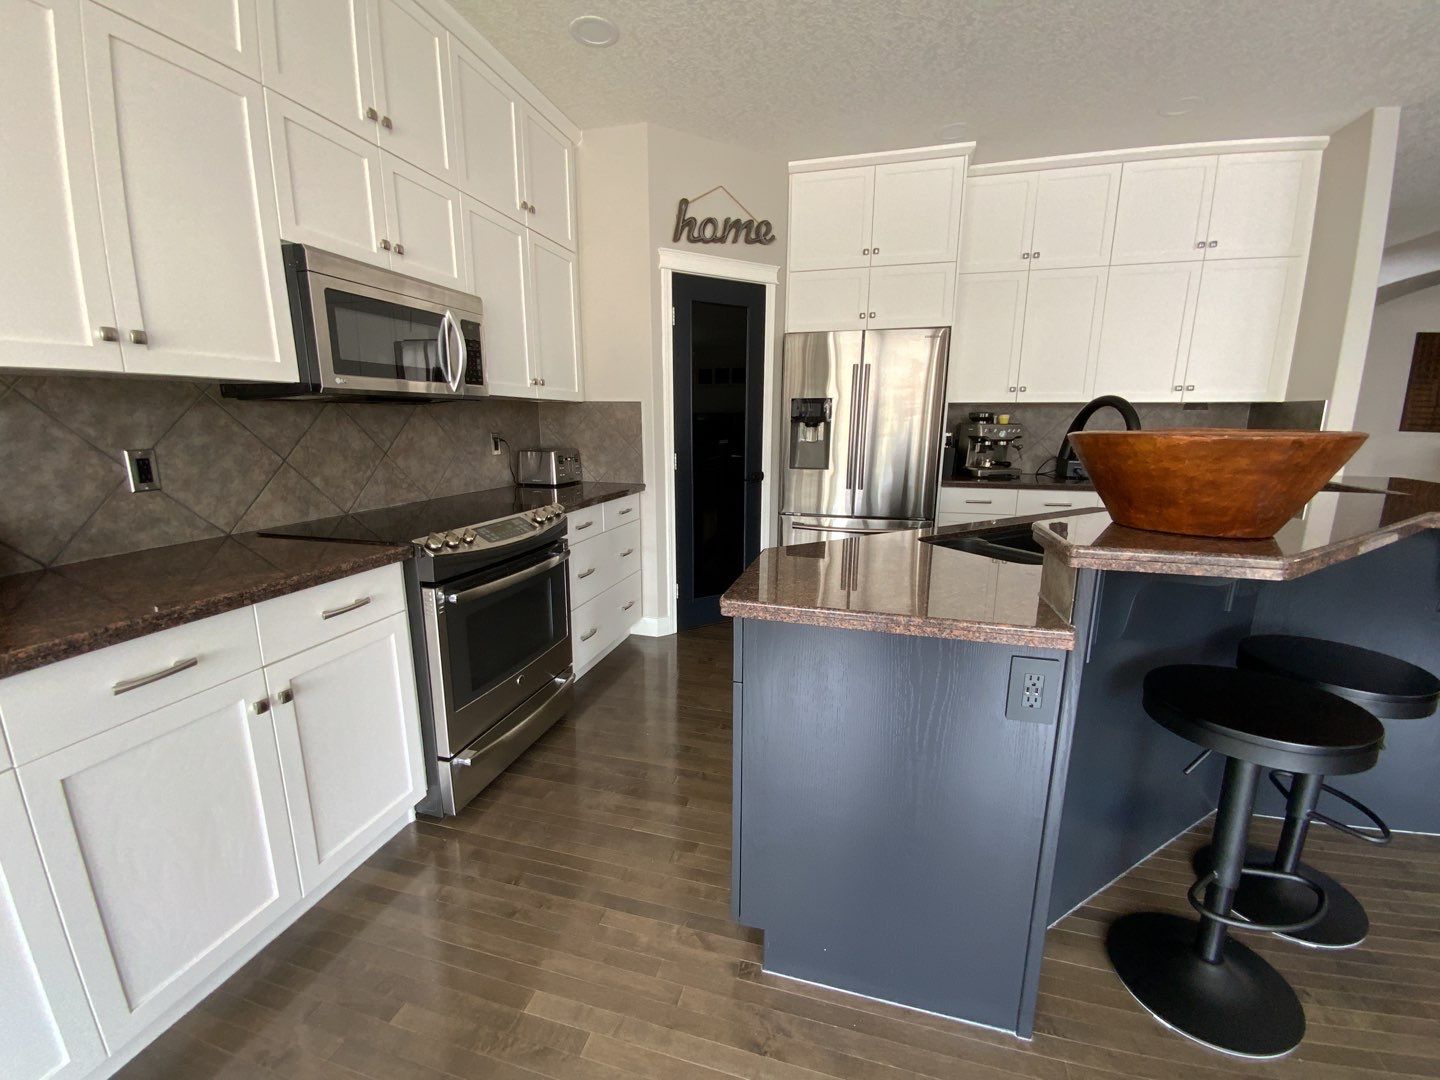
[[1055, 395, 1142, 480]]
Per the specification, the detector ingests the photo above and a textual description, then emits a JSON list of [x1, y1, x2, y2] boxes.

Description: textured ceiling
[[454, 0, 1440, 244]]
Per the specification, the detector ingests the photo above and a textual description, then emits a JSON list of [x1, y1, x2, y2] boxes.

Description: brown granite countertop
[[0, 534, 411, 679], [720, 525, 1079, 649], [940, 474, 1404, 494]]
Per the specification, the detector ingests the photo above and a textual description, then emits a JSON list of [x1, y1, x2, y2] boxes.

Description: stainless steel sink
[[923, 523, 1045, 565]]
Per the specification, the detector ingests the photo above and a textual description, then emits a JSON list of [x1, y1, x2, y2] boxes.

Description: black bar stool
[[1108, 664, 1384, 1058], [1196, 635, 1440, 949]]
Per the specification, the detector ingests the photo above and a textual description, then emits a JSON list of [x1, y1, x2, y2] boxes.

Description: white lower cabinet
[[0, 772, 105, 1080], [568, 499, 643, 676], [265, 613, 425, 894], [19, 670, 301, 1050]]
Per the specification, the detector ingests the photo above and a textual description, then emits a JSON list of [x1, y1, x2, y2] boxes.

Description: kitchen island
[[720, 478, 1440, 1037]]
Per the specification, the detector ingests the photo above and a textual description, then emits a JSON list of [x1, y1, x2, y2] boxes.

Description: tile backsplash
[[0, 375, 641, 572], [944, 400, 1325, 476]]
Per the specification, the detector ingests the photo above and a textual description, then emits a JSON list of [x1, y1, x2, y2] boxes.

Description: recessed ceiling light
[[1158, 96, 1203, 117], [939, 121, 969, 141], [569, 15, 619, 47]]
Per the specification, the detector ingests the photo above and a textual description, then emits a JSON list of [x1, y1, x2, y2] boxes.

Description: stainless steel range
[[268, 493, 574, 816]]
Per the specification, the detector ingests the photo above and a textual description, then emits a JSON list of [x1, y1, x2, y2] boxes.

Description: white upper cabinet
[[1205, 151, 1321, 260], [0, 772, 106, 1080], [1028, 164, 1121, 269], [519, 106, 577, 250], [788, 167, 875, 271], [257, 0, 375, 137], [958, 174, 1035, 273], [83, 5, 298, 382], [462, 196, 532, 397], [3, 0, 121, 373], [1183, 257, 1302, 401], [528, 233, 582, 399], [785, 268, 870, 332], [19, 670, 301, 1050], [868, 158, 966, 266], [1092, 262, 1201, 401], [381, 153, 465, 289], [1015, 266, 1108, 401], [1110, 156, 1217, 264], [949, 272, 1027, 401], [865, 263, 956, 329], [102, 0, 260, 76], [369, 0, 456, 182], [266, 614, 424, 895], [267, 91, 388, 266], [452, 42, 522, 220]]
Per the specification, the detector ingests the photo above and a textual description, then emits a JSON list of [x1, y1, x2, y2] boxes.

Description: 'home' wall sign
[[673, 185, 776, 246]]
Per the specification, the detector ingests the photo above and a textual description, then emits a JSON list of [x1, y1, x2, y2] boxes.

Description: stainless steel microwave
[[223, 243, 486, 402]]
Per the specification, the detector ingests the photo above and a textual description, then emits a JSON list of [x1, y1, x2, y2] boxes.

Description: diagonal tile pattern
[[539, 400, 644, 482]]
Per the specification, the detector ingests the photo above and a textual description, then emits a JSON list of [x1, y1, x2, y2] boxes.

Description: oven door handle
[[445, 551, 565, 605]]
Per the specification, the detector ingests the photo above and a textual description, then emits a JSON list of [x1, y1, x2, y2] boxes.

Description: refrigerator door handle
[[854, 363, 872, 490], [845, 363, 861, 490]]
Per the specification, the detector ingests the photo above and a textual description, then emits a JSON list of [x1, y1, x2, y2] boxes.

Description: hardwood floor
[[119, 623, 1440, 1080]]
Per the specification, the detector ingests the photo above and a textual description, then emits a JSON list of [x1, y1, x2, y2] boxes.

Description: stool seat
[[1238, 635, 1440, 720], [1143, 665, 1385, 776]]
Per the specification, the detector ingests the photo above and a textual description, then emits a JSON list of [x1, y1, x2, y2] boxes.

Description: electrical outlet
[[123, 448, 161, 492], [1006, 656, 1062, 724], [490, 432, 503, 456]]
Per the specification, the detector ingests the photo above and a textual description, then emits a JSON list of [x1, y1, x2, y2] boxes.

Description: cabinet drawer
[[254, 564, 405, 664], [1015, 490, 1103, 516], [936, 488, 1020, 516], [602, 494, 640, 530], [0, 607, 261, 766], [567, 505, 603, 539], [568, 529, 616, 608], [607, 572, 643, 639], [572, 572, 642, 672]]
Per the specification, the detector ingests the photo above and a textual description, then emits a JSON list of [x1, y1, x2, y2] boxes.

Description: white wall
[[1348, 283, 1440, 479], [1288, 108, 1400, 428], [578, 122, 787, 634]]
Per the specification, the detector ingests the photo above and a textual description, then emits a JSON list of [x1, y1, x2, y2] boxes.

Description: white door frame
[[653, 247, 779, 637]]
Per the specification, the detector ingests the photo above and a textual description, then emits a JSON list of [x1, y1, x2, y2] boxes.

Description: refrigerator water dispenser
[[789, 398, 833, 469]]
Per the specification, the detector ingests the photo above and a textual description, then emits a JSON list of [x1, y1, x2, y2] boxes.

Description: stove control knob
[[444, 532, 461, 549], [424, 534, 444, 553], [461, 530, 476, 545]]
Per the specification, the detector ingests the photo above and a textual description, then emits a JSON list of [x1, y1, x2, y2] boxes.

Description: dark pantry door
[[672, 272, 766, 630]]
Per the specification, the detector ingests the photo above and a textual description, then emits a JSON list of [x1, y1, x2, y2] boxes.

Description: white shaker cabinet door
[[1092, 262, 1199, 402], [266, 614, 423, 895], [788, 167, 875, 271], [958, 173, 1035, 273], [2, 0, 121, 373], [1016, 266, 1107, 401], [381, 154, 466, 289], [257, 0, 376, 138], [101, 0, 260, 76], [1205, 151, 1320, 260], [462, 197, 534, 398], [784, 269, 869, 332], [368, 0, 456, 182], [267, 92, 389, 267], [1028, 163, 1121, 269], [865, 263, 955, 329], [0, 773, 105, 1080], [453, 43, 523, 221], [18, 671, 301, 1051], [869, 158, 966, 266], [1110, 156, 1217, 264], [1184, 257, 1302, 402], [83, 6, 298, 382], [528, 233, 583, 400], [520, 106, 577, 250], [947, 272, 1026, 402]]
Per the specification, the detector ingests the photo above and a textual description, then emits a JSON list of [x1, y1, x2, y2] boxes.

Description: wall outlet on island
[[1006, 657, 1062, 725]]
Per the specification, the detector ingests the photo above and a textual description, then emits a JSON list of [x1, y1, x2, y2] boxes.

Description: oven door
[[422, 543, 572, 757], [304, 267, 485, 398]]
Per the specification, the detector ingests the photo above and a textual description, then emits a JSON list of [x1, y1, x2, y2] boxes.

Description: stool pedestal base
[[1194, 845, 1369, 949], [1107, 912, 1305, 1059]]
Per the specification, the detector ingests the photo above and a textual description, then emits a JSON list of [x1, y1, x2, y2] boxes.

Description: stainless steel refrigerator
[[780, 328, 949, 545]]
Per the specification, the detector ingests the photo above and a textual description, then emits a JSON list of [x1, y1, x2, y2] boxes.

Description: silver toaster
[[517, 447, 581, 487]]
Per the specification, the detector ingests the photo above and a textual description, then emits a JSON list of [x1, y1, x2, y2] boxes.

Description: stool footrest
[[1188, 866, 1328, 935], [1271, 771, 1392, 845]]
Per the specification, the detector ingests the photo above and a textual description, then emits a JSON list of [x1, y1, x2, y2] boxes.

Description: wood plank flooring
[[119, 623, 1440, 1080]]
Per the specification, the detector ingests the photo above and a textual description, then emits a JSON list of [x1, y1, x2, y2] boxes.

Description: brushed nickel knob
[[128, 329, 148, 345], [1008, 386, 1017, 392], [252, 699, 270, 714], [379, 238, 391, 250], [868, 311, 876, 318], [1019, 385, 1027, 392], [872, 247, 879, 254], [365, 106, 379, 121], [394, 243, 405, 255], [1174, 385, 1184, 392], [97, 326, 119, 342], [1021, 252, 1031, 259], [277, 688, 293, 704], [862, 247, 870, 255], [1208, 240, 1217, 248], [381, 115, 393, 130], [859, 312, 867, 319], [1195, 241, 1206, 249], [520, 200, 530, 211], [1186, 384, 1195, 391], [1031, 251, 1040, 259]]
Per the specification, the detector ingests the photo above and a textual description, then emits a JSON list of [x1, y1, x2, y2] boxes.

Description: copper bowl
[[1067, 429, 1367, 539]]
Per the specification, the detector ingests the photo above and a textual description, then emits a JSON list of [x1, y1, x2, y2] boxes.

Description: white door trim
[[656, 246, 780, 638]]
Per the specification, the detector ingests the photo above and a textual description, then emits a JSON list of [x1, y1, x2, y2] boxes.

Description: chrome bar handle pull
[[112, 656, 198, 695], [321, 596, 371, 620]]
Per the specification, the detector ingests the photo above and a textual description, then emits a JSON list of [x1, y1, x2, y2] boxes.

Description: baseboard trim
[[631, 616, 676, 638]]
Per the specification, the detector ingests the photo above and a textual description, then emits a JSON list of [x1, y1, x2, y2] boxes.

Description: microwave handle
[[440, 310, 463, 393]]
